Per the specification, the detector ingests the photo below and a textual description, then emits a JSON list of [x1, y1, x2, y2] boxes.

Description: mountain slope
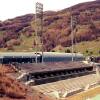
[[0, 1, 100, 52]]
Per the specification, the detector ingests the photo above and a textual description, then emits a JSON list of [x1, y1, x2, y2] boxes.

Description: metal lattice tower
[[70, 11, 79, 61], [35, 2, 44, 63]]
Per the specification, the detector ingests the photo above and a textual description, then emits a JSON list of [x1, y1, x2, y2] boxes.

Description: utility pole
[[71, 15, 74, 62], [71, 11, 79, 61], [35, 2, 43, 63]]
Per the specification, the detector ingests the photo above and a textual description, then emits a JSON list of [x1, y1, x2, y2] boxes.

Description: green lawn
[[13, 34, 34, 52], [91, 94, 100, 100], [0, 33, 100, 56], [0, 33, 42, 52], [64, 38, 100, 56]]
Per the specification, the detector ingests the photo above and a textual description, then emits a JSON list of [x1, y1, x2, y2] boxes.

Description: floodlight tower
[[70, 11, 79, 61], [35, 2, 43, 63], [71, 15, 74, 62]]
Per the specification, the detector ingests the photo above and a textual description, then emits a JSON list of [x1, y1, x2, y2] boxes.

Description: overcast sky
[[0, 0, 95, 21]]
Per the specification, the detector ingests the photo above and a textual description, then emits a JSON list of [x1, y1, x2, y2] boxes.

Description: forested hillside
[[0, 0, 100, 53]]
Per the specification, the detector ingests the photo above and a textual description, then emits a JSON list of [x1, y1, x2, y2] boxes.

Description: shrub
[[86, 50, 89, 53], [89, 51, 93, 55], [51, 50, 55, 52], [65, 49, 71, 53], [98, 50, 100, 54], [6, 44, 14, 50]]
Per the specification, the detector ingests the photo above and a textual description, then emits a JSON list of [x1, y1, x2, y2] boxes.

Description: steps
[[32, 74, 100, 98]]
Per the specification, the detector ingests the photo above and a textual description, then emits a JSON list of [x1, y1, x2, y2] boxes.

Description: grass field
[[66, 86, 100, 100], [0, 35, 100, 57], [0, 33, 39, 52], [64, 38, 100, 56], [0, 35, 34, 52]]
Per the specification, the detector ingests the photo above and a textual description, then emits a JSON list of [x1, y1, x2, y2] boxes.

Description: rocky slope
[[0, 0, 100, 51]]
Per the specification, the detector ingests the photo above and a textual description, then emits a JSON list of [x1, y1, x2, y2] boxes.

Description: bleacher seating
[[32, 74, 100, 98]]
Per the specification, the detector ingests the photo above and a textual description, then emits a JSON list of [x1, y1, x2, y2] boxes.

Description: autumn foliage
[[0, 1, 100, 51], [0, 65, 53, 100]]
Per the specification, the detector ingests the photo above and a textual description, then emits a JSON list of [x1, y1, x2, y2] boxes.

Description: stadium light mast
[[71, 15, 74, 62], [70, 10, 79, 62], [35, 2, 44, 63]]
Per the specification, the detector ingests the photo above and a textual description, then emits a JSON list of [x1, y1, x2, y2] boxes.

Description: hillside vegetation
[[63, 38, 100, 56], [0, 65, 52, 100], [0, 1, 100, 56]]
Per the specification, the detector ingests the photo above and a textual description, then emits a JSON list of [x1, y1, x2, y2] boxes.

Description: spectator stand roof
[[19, 61, 93, 74]]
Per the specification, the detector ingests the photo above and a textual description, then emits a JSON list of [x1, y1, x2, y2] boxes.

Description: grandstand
[[32, 74, 100, 99], [3, 56, 99, 100], [15, 62, 94, 85], [1, 52, 99, 99]]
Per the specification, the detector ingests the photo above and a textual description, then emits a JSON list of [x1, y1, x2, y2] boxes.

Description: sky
[[0, 0, 95, 21]]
